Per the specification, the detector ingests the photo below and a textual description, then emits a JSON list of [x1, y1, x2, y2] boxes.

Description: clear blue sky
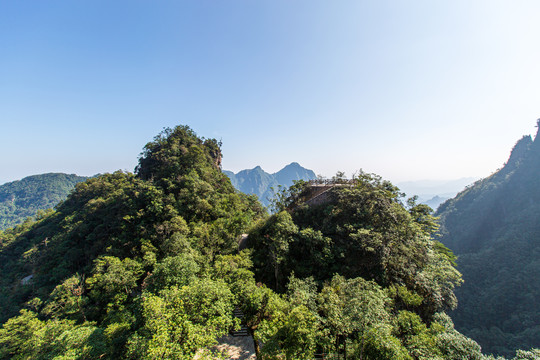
[[1, 1, 539, 184]]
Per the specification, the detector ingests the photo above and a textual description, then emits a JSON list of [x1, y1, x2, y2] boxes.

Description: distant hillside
[[224, 162, 317, 207], [0, 173, 88, 230], [436, 120, 540, 356], [423, 195, 450, 210], [397, 178, 477, 211]]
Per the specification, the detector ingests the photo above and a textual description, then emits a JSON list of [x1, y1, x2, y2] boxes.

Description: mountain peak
[[284, 162, 301, 167], [506, 135, 532, 169], [276, 162, 305, 172], [223, 163, 317, 206], [274, 163, 316, 188]]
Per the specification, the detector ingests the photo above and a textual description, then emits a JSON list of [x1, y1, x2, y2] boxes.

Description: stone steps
[[231, 307, 249, 337]]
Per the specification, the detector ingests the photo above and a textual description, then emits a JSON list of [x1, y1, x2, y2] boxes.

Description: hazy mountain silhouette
[[398, 178, 477, 211], [224, 162, 316, 207]]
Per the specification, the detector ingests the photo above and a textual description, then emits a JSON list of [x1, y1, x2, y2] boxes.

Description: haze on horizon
[[1, 1, 540, 185]]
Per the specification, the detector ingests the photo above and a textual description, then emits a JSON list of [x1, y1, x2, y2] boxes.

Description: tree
[[85, 256, 143, 321], [249, 211, 298, 291], [431, 312, 484, 360], [239, 283, 274, 359], [0, 310, 107, 359], [268, 180, 308, 213], [148, 253, 200, 291], [258, 304, 319, 360], [211, 250, 256, 299], [127, 278, 235, 359], [512, 349, 540, 360], [41, 274, 88, 322], [0, 310, 43, 359], [318, 275, 397, 359]]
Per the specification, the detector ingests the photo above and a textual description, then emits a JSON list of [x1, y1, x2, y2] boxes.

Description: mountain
[[0, 162, 315, 232], [424, 195, 450, 210], [0, 126, 265, 359], [274, 162, 317, 187], [0, 125, 514, 359], [398, 178, 477, 197], [225, 166, 277, 204], [227, 166, 474, 212], [0, 173, 89, 230], [397, 178, 477, 211], [436, 120, 540, 356], [224, 162, 317, 207]]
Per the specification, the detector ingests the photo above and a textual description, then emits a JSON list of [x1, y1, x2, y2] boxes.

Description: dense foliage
[[0, 126, 264, 359], [243, 174, 489, 359], [437, 121, 540, 357], [0, 125, 537, 359], [0, 173, 88, 230]]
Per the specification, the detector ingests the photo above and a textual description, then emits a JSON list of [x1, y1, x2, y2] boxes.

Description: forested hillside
[[0, 163, 313, 232], [437, 120, 540, 357], [0, 173, 88, 230], [0, 126, 266, 359], [224, 162, 316, 207], [0, 125, 537, 359]]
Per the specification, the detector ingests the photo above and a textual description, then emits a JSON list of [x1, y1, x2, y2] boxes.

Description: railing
[[307, 179, 358, 186]]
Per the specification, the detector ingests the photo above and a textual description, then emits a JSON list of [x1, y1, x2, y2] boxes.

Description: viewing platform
[[301, 179, 357, 207]]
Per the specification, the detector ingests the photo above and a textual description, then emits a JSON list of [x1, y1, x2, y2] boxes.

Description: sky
[[1, 1, 540, 185]]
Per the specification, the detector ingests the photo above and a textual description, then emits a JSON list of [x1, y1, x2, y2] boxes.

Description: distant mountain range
[[223, 163, 473, 210], [0, 164, 317, 231], [0, 164, 475, 231], [0, 173, 89, 230], [397, 177, 477, 210], [223, 162, 317, 207]]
